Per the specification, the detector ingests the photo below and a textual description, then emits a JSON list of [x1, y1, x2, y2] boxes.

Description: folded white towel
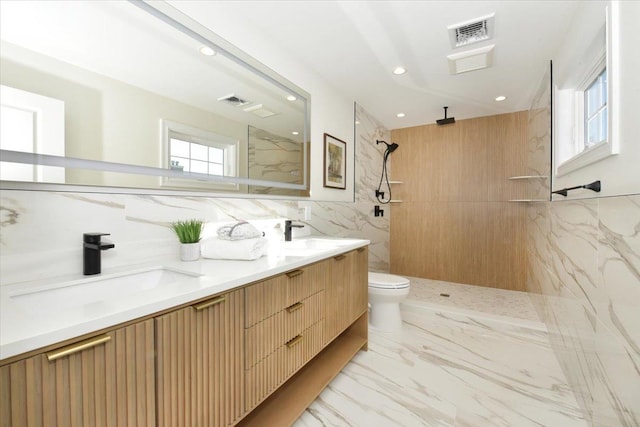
[[201, 236, 268, 260], [216, 221, 263, 241]]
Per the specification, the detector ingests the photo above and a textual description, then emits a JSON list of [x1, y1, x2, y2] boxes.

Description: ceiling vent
[[448, 13, 495, 49], [217, 93, 250, 107], [447, 44, 495, 75], [243, 104, 277, 118]]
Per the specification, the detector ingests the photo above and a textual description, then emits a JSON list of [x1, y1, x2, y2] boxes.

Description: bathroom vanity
[[0, 238, 369, 427]]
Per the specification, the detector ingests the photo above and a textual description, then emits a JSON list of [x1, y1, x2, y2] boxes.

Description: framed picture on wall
[[323, 133, 347, 189]]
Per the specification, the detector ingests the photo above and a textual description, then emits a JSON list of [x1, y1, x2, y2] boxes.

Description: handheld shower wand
[[377, 140, 399, 153], [375, 140, 399, 204]]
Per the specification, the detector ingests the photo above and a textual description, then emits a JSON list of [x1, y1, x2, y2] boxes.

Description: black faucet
[[284, 220, 304, 242], [83, 233, 115, 275]]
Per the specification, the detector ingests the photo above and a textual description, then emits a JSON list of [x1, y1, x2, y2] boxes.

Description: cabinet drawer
[[245, 260, 326, 328], [245, 320, 324, 412], [245, 291, 323, 369]]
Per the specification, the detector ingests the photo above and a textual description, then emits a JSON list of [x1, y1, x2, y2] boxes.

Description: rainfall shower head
[[436, 106, 456, 126]]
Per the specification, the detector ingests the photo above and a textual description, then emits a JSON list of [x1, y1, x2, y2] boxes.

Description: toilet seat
[[368, 272, 410, 290]]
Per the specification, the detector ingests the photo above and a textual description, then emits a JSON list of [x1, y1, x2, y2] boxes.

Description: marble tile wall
[[0, 104, 391, 285], [527, 196, 640, 426], [526, 62, 639, 426], [526, 64, 552, 201]]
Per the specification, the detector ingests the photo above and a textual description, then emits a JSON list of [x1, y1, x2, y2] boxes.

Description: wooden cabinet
[[244, 262, 326, 412], [244, 261, 325, 329], [1, 244, 369, 427], [350, 247, 369, 325], [0, 320, 156, 427], [238, 248, 369, 427], [155, 288, 244, 427], [324, 247, 368, 344]]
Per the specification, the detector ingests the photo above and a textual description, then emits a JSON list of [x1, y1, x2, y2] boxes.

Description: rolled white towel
[[201, 236, 268, 260], [216, 221, 263, 241]]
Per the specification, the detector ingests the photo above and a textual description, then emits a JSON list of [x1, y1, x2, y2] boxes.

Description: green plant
[[171, 219, 204, 244]]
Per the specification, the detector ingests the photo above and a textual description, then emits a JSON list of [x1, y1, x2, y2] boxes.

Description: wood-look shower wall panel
[[391, 201, 490, 285], [390, 111, 528, 290], [485, 202, 528, 291], [390, 201, 442, 278], [392, 119, 489, 202], [390, 126, 431, 201], [487, 112, 530, 201]]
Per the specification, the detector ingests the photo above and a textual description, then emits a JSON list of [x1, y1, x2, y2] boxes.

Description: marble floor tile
[[294, 285, 587, 427]]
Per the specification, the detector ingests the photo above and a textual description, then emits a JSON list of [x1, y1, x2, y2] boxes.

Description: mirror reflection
[[0, 1, 309, 196]]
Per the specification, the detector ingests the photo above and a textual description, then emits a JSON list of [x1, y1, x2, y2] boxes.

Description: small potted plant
[[171, 219, 204, 261]]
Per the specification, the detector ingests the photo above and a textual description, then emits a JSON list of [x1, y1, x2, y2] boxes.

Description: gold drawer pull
[[357, 247, 366, 253], [47, 334, 111, 361], [286, 334, 303, 348], [193, 296, 226, 311], [334, 254, 346, 261], [286, 270, 304, 279], [286, 302, 303, 313]]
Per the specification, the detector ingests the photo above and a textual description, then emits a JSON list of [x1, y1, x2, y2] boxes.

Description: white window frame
[[583, 67, 607, 149], [160, 120, 240, 191], [555, 6, 617, 177]]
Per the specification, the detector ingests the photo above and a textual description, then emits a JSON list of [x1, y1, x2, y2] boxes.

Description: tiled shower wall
[[0, 104, 391, 285], [528, 196, 640, 426], [525, 69, 640, 426]]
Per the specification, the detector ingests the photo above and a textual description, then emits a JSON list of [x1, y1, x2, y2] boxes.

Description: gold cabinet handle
[[286, 270, 304, 279], [357, 247, 366, 253], [193, 295, 226, 311], [47, 334, 111, 361], [286, 302, 303, 313], [333, 255, 346, 261], [286, 334, 303, 348]]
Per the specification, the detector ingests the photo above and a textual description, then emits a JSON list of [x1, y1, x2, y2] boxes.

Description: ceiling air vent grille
[[217, 93, 250, 107], [448, 13, 495, 48]]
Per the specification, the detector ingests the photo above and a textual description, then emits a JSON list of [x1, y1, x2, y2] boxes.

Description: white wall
[[552, 1, 640, 198], [167, 1, 356, 202]]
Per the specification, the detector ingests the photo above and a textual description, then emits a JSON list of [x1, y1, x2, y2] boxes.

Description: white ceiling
[[171, 0, 581, 130]]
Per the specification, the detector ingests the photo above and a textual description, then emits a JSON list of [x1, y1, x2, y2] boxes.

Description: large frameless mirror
[[0, 0, 310, 197]]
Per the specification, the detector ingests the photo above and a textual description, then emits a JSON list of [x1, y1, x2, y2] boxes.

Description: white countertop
[[0, 237, 369, 361]]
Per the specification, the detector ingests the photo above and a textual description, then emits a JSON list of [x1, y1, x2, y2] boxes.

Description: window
[[555, 58, 617, 176], [584, 68, 607, 149], [169, 135, 226, 176], [161, 120, 239, 191]]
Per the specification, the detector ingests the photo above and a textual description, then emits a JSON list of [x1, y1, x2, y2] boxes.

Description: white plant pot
[[180, 242, 200, 262]]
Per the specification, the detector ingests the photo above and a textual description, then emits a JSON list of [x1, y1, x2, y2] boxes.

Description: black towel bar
[[552, 180, 601, 197]]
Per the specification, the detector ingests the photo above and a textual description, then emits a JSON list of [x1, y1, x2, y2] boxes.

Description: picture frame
[[323, 133, 347, 189]]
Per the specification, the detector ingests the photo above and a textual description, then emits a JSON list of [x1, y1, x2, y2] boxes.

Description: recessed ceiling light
[[199, 46, 216, 56], [292, 131, 299, 135], [286, 95, 297, 101], [397, 113, 406, 118], [393, 66, 407, 75], [495, 95, 507, 102]]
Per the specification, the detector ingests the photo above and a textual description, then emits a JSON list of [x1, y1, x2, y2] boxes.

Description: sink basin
[[9, 267, 201, 314]]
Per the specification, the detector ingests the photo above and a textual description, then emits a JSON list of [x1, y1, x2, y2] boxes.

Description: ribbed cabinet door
[[155, 288, 244, 427], [0, 320, 156, 427], [349, 247, 369, 323], [324, 254, 349, 344]]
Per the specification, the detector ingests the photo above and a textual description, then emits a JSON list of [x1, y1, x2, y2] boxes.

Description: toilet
[[368, 272, 411, 332]]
